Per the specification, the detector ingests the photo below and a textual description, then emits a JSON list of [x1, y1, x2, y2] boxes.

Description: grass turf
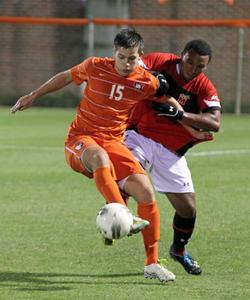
[[0, 107, 250, 299]]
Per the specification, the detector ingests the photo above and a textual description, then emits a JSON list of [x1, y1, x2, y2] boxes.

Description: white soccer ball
[[96, 203, 133, 240]]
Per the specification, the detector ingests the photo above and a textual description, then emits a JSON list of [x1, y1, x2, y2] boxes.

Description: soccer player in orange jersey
[[11, 28, 175, 283]]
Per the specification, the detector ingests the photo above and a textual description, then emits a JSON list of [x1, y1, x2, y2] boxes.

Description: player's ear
[[138, 50, 144, 57]]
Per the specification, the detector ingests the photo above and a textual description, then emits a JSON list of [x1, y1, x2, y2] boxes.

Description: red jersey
[[128, 52, 222, 156], [66, 57, 161, 142]]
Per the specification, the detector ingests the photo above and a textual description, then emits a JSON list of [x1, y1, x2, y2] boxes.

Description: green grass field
[[0, 106, 250, 300]]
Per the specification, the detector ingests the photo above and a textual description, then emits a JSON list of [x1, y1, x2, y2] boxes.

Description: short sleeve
[[198, 79, 221, 112], [71, 57, 93, 85]]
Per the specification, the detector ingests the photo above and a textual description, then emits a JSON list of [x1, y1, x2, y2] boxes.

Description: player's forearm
[[10, 70, 74, 113], [181, 111, 221, 132], [31, 70, 73, 99]]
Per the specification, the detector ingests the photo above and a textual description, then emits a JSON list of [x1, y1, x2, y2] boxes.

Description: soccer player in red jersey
[[125, 39, 222, 275], [10, 28, 176, 282]]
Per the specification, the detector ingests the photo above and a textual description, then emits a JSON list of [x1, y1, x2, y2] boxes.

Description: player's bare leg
[[166, 192, 202, 275]]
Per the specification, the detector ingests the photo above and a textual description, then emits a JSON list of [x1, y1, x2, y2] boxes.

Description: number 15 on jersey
[[109, 84, 124, 101]]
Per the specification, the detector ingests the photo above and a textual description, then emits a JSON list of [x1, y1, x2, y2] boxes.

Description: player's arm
[[152, 97, 216, 139], [150, 72, 218, 136], [153, 102, 220, 132], [180, 109, 221, 132], [180, 123, 214, 141], [151, 100, 184, 119], [10, 69, 73, 113], [152, 98, 221, 132], [180, 87, 221, 132]]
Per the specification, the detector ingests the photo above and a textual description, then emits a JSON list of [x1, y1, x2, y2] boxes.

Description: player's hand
[[152, 102, 184, 120], [157, 73, 169, 94], [10, 93, 36, 114], [182, 124, 214, 141], [154, 72, 169, 96], [197, 131, 213, 141]]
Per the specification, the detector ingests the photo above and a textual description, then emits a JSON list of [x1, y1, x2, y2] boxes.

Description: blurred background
[[0, 0, 249, 113]]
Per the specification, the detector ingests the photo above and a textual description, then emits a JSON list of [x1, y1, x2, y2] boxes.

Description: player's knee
[[136, 185, 155, 203], [183, 205, 196, 218], [81, 147, 109, 171], [124, 174, 155, 203], [169, 193, 196, 218], [177, 202, 196, 218], [143, 186, 155, 201]]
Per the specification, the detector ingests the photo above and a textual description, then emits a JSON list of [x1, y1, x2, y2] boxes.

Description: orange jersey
[[66, 57, 160, 142]]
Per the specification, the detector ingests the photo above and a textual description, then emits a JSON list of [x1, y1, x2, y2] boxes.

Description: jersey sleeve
[[71, 57, 93, 85], [198, 79, 222, 112]]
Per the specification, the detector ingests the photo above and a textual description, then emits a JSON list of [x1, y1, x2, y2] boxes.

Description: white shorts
[[124, 130, 194, 193]]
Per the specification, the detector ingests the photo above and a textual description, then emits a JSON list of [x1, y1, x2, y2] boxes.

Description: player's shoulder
[[142, 52, 179, 61], [136, 65, 157, 81], [89, 56, 113, 66], [194, 73, 217, 93], [130, 66, 158, 93], [80, 56, 114, 72], [75, 56, 95, 70], [140, 52, 179, 70], [193, 73, 221, 107]]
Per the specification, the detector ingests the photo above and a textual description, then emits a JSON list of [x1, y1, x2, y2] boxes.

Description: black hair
[[113, 28, 144, 53], [183, 39, 212, 61]]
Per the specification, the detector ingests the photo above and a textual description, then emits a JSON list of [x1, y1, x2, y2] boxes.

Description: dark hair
[[113, 28, 144, 53], [183, 39, 212, 61]]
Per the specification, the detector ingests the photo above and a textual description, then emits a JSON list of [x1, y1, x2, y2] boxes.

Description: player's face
[[180, 49, 210, 81], [114, 47, 141, 77]]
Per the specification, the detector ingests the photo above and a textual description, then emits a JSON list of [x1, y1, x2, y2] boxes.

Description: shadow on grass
[[0, 271, 165, 291]]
